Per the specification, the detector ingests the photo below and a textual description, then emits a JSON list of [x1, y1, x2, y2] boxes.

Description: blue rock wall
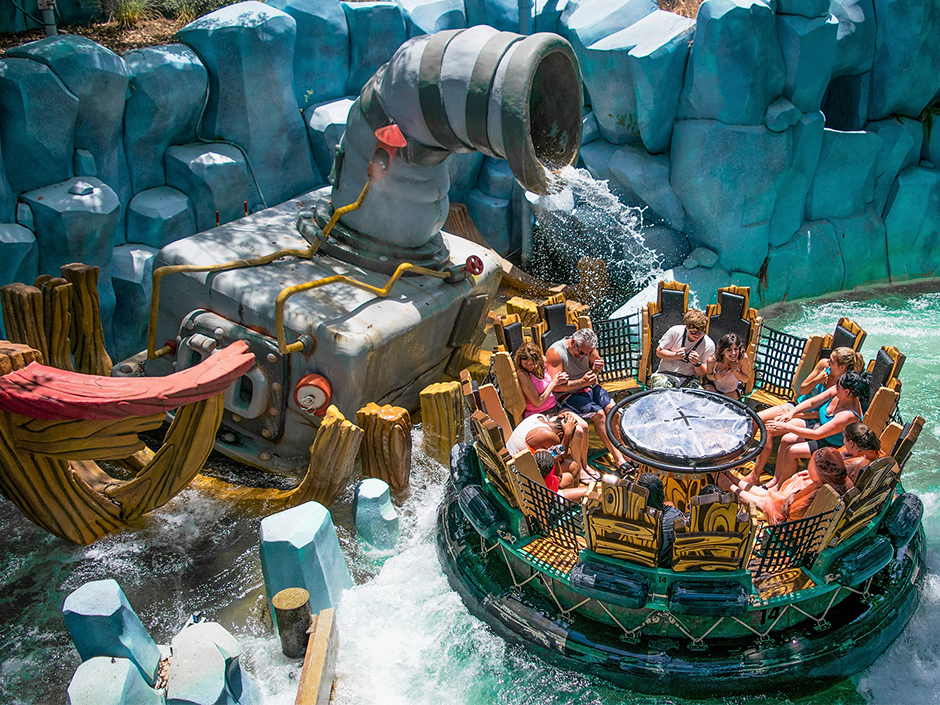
[[2, 0, 940, 357]]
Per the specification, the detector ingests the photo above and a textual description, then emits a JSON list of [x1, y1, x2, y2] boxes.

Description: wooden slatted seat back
[[512, 452, 585, 553], [866, 346, 905, 401], [460, 370, 481, 414], [584, 480, 662, 568], [672, 494, 757, 572], [830, 457, 900, 546], [705, 286, 763, 394], [470, 410, 518, 507], [890, 416, 925, 470], [476, 382, 513, 444], [490, 351, 526, 427], [639, 281, 690, 385]]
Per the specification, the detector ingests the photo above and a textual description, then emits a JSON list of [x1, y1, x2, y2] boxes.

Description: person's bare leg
[[592, 408, 626, 467], [741, 434, 774, 485], [569, 420, 589, 473], [772, 434, 803, 487]]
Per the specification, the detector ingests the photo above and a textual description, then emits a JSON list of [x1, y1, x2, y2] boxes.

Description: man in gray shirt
[[545, 328, 629, 474]]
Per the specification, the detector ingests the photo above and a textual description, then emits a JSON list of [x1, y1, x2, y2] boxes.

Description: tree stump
[[506, 296, 540, 326], [1, 283, 48, 361], [286, 405, 363, 507], [272, 588, 312, 659], [38, 276, 74, 371], [419, 381, 464, 466], [356, 402, 411, 491]]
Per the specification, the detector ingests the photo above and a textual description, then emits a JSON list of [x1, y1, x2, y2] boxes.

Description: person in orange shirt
[[839, 422, 885, 485]]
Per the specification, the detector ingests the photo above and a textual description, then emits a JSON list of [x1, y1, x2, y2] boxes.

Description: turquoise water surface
[[2, 284, 940, 704]]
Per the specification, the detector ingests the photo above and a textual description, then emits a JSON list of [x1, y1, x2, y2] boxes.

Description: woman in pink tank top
[[514, 343, 568, 416]]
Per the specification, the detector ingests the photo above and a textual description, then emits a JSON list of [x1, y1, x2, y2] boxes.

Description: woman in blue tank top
[[760, 371, 869, 489]]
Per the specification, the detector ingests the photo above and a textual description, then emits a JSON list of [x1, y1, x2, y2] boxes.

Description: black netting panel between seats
[[595, 311, 642, 383], [889, 403, 903, 427], [753, 326, 807, 399], [751, 508, 836, 578], [516, 474, 584, 552]]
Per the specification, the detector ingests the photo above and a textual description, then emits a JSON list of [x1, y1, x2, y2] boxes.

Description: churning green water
[[2, 283, 940, 704]]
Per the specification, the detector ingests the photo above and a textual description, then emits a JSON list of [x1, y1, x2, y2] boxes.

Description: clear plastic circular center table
[[610, 388, 766, 473]]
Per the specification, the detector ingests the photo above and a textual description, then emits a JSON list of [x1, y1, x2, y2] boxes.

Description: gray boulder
[[67, 657, 162, 705], [806, 128, 881, 220], [267, 0, 351, 106], [112, 244, 159, 361], [776, 13, 838, 114], [165, 143, 253, 232], [123, 45, 208, 194], [829, 0, 875, 77], [7, 37, 131, 214], [0, 224, 38, 336], [126, 187, 197, 249], [868, 0, 940, 120], [678, 0, 784, 126], [564, 0, 657, 52], [395, 0, 466, 36], [176, 2, 320, 205], [607, 145, 685, 231], [466, 187, 513, 254], [166, 622, 261, 705], [830, 209, 889, 288], [768, 111, 824, 247], [343, 1, 408, 95], [477, 157, 515, 199], [447, 151, 485, 203], [867, 118, 924, 216], [884, 166, 940, 281], [0, 57, 77, 195], [762, 221, 845, 304], [304, 98, 354, 182]]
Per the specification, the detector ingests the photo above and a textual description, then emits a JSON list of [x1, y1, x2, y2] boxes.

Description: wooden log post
[[419, 381, 464, 466], [295, 607, 338, 705], [506, 296, 540, 326], [61, 263, 111, 376], [356, 402, 412, 491], [273, 588, 312, 659], [1, 283, 49, 361], [37, 276, 74, 371]]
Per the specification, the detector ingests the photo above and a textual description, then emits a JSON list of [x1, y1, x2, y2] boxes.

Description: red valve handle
[[464, 255, 484, 275]]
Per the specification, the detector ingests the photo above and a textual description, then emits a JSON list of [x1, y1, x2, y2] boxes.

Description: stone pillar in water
[[353, 478, 400, 550], [259, 501, 353, 623], [61, 579, 161, 686], [67, 656, 162, 705]]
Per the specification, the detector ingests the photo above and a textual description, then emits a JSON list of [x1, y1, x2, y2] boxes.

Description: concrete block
[[353, 478, 400, 549], [761, 220, 844, 305], [0, 223, 39, 336], [176, 2, 320, 205], [884, 165, 940, 281], [678, 0, 785, 125], [465, 188, 513, 255], [259, 501, 353, 620], [640, 223, 690, 270], [806, 128, 882, 220], [477, 157, 515, 199], [111, 244, 159, 361], [166, 622, 261, 705], [123, 44, 208, 194], [465, 0, 521, 31], [868, 0, 940, 121], [867, 118, 924, 215], [577, 10, 692, 151], [62, 579, 161, 686], [67, 656, 163, 705], [395, 0, 465, 36], [776, 13, 837, 114], [127, 187, 197, 249], [7, 37, 131, 214], [267, 0, 351, 106], [165, 143, 253, 232], [447, 152, 485, 204], [581, 111, 600, 146], [608, 145, 686, 231], [776, 0, 829, 17], [671, 119, 792, 274], [830, 0, 875, 77], [831, 208, 889, 289], [564, 0, 657, 51], [0, 57, 77, 195], [764, 97, 802, 134], [768, 110, 825, 247], [304, 98, 355, 181], [21, 177, 120, 345], [343, 2, 408, 95]]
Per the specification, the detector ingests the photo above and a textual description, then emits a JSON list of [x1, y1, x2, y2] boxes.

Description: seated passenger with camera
[[649, 310, 716, 390]]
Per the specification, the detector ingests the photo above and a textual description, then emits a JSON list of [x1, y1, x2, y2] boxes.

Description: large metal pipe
[[329, 27, 582, 254]]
